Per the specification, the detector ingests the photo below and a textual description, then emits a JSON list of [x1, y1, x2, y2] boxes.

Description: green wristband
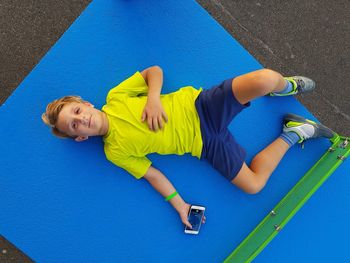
[[165, 191, 178, 201]]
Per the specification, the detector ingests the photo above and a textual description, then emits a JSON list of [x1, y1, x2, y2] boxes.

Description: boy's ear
[[75, 136, 88, 142]]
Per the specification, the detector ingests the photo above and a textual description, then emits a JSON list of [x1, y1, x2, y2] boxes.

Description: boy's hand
[[141, 98, 168, 131], [179, 203, 206, 229]]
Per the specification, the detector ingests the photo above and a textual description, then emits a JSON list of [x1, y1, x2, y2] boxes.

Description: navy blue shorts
[[195, 78, 250, 181]]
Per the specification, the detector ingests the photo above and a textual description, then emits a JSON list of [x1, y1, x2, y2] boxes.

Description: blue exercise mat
[[1, 0, 349, 262]]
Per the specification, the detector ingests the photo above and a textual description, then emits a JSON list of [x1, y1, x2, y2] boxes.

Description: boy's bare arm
[[140, 66, 168, 131], [143, 165, 192, 228]]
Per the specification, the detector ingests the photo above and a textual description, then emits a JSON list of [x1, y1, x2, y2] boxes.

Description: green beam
[[225, 136, 350, 263]]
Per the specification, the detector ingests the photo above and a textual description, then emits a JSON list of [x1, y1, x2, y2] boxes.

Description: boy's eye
[[75, 108, 80, 114], [72, 123, 77, 129]]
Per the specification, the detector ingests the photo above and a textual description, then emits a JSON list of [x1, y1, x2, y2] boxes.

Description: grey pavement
[[0, 0, 349, 261], [198, 0, 350, 136], [0, 0, 91, 105]]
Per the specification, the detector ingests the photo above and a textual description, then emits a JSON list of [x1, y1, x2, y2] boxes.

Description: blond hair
[[42, 95, 84, 138]]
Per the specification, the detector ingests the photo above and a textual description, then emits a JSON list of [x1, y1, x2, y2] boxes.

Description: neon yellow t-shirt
[[102, 72, 203, 179]]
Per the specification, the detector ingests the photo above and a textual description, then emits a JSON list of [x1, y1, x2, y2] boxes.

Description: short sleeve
[[107, 71, 148, 99], [106, 152, 152, 179]]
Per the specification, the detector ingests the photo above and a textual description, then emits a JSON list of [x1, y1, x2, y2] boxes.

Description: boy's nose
[[79, 116, 88, 125]]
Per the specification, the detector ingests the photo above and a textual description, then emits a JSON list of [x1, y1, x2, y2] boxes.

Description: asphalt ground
[[197, 0, 349, 136], [0, 0, 348, 261]]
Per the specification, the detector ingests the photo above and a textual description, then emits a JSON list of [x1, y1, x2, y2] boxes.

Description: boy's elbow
[[242, 181, 265, 195], [151, 65, 162, 72]]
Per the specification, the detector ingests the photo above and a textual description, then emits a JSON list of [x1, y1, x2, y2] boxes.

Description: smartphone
[[184, 205, 205, 234]]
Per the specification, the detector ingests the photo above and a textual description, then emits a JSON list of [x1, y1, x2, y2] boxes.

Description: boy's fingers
[[185, 220, 192, 229], [158, 116, 163, 129], [148, 118, 153, 131], [141, 111, 146, 122], [152, 118, 159, 131], [163, 112, 168, 123], [180, 214, 192, 229], [145, 112, 166, 131]]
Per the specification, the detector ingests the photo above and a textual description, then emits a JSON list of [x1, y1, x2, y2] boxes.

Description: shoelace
[[295, 78, 304, 92]]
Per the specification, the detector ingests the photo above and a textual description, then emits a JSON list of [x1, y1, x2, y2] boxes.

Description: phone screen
[[185, 208, 204, 232]]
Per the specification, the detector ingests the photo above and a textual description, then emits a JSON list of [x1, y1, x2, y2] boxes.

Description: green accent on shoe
[[286, 120, 317, 128], [270, 76, 315, 97], [283, 113, 335, 144], [286, 121, 303, 128], [270, 78, 297, 97]]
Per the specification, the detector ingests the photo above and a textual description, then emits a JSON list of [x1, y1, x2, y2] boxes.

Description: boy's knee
[[255, 69, 283, 94], [242, 180, 266, 195]]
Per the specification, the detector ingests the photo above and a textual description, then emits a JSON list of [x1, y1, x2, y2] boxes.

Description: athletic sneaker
[[270, 76, 316, 96], [283, 113, 335, 144]]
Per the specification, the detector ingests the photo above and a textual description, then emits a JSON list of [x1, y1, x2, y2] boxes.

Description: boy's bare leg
[[231, 138, 290, 194], [229, 69, 289, 193], [229, 69, 331, 194], [232, 69, 286, 105]]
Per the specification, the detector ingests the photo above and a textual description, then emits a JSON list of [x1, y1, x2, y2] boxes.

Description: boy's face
[[56, 101, 107, 141]]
